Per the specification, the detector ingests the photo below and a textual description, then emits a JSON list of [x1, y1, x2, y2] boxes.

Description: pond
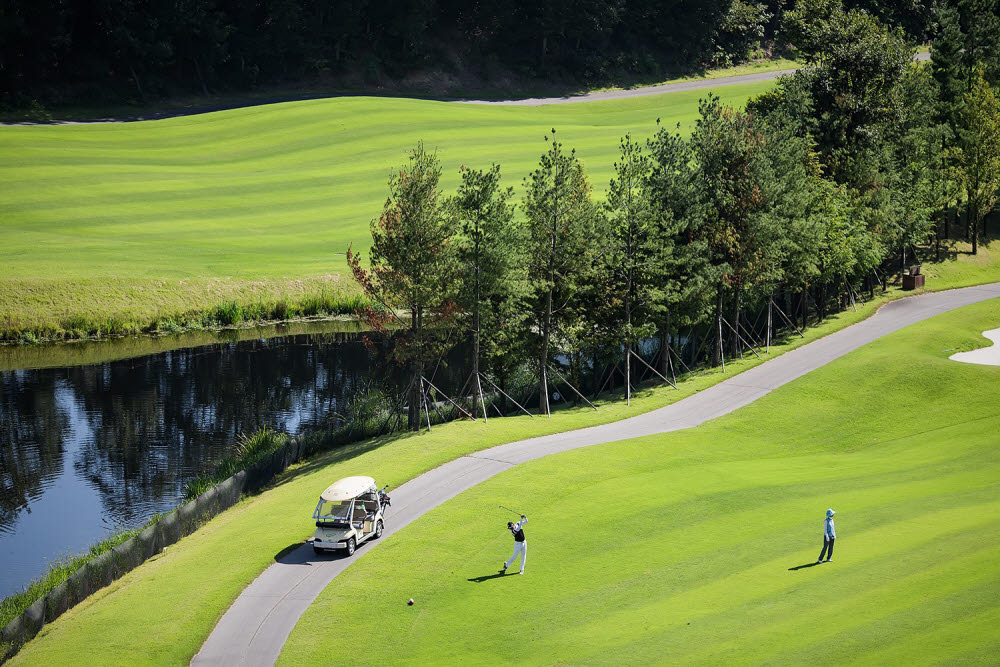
[[0, 320, 469, 599]]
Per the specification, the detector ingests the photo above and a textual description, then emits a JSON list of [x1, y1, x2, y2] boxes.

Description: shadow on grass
[[788, 562, 821, 571], [271, 430, 410, 489], [467, 571, 513, 583]]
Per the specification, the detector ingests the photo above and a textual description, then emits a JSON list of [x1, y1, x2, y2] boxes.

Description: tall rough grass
[[1, 291, 373, 346], [184, 427, 290, 499]]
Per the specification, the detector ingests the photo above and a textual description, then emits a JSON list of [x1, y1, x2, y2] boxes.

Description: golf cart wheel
[[312, 545, 323, 555], [374, 520, 383, 539], [345, 537, 356, 556]]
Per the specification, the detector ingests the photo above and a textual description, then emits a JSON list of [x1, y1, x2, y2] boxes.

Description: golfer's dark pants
[[819, 536, 835, 560]]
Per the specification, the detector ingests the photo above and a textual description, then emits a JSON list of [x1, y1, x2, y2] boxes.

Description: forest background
[[2, 0, 934, 114]]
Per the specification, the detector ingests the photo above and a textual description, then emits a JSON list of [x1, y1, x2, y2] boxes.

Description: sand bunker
[[949, 328, 1000, 366]]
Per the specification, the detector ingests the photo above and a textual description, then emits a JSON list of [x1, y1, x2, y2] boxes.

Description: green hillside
[[0, 83, 769, 337], [280, 298, 1000, 664]]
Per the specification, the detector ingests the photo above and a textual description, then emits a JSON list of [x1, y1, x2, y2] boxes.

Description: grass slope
[[277, 298, 1000, 665], [9, 263, 999, 664], [0, 83, 770, 337]]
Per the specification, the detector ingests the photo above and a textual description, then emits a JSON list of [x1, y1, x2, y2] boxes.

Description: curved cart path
[[193, 281, 1000, 667], [455, 68, 799, 106], [7, 54, 933, 124], [460, 52, 929, 106]]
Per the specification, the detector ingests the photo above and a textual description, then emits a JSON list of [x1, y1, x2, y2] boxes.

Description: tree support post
[[629, 349, 677, 389], [766, 295, 773, 354], [548, 365, 598, 410], [625, 342, 632, 406], [771, 300, 805, 338], [595, 362, 622, 399], [843, 276, 857, 312], [737, 317, 764, 353], [419, 377, 432, 431], [475, 373, 488, 424], [665, 340, 677, 386], [718, 315, 726, 372], [721, 316, 761, 359], [480, 373, 533, 418], [421, 376, 476, 420], [666, 341, 692, 375]]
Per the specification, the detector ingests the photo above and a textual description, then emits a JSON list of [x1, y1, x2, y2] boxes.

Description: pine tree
[[931, 3, 967, 128], [958, 0, 1000, 86], [645, 121, 713, 373], [689, 95, 772, 364], [523, 131, 603, 415], [448, 163, 524, 417], [602, 134, 658, 404]]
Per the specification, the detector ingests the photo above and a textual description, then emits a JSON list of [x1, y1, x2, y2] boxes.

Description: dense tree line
[[1, 0, 940, 109], [348, 0, 1000, 430]]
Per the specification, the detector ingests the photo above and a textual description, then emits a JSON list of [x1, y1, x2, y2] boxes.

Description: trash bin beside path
[[902, 265, 924, 290]]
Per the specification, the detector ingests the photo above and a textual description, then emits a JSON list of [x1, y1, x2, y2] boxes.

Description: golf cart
[[309, 476, 388, 556]]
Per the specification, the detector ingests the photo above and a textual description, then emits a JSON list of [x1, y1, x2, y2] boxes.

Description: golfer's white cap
[[826, 508, 836, 517]]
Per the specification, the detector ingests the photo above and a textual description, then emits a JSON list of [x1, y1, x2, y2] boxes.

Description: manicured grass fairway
[[10, 268, 998, 664], [279, 299, 1000, 665], [0, 83, 768, 330]]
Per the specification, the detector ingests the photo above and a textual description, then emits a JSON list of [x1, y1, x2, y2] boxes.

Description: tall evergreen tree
[[957, 0, 1000, 86], [689, 95, 772, 364], [781, 0, 912, 187], [448, 163, 524, 417], [897, 63, 961, 261], [523, 131, 603, 415], [602, 134, 658, 403], [931, 3, 967, 127], [645, 121, 712, 372]]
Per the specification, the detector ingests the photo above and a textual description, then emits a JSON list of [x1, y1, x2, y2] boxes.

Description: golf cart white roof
[[320, 476, 377, 502]]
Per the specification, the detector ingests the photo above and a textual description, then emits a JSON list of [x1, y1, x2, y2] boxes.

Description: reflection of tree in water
[[0, 332, 403, 533], [70, 332, 396, 526], [1, 330, 471, 538], [0, 372, 69, 534]]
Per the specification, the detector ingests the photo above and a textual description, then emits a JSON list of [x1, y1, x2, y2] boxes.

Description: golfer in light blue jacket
[[818, 509, 836, 563]]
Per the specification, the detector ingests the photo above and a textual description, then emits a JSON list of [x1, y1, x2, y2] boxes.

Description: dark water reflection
[[0, 326, 464, 598]]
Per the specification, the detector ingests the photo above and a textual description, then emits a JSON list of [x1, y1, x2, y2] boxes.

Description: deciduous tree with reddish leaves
[[347, 142, 460, 430]]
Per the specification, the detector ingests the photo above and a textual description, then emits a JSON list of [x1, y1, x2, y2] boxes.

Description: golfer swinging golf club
[[818, 508, 836, 563], [502, 514, 528, 575]]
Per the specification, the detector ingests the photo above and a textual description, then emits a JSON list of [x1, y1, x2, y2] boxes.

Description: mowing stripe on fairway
[[188, 286, 1000, 666], [276, 298, 1000, 666], [10, 289, 999, 666], [2, 84, 774, 332]]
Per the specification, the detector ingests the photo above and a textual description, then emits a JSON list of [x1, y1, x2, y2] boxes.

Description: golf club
[[499, 505, 523, 516]]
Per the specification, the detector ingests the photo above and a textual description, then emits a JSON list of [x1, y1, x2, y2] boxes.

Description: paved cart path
[[8, 66, 801, 125], [193, 281, 1000, 667], [9, 53, 933, 124], [457, 68, 799, 106], [458, 52, 930, 106]]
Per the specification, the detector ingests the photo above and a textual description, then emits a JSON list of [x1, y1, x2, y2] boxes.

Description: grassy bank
[[281, 297, 1000, 664], [8, 251, 998, 663], [0, 316, 366, 372], [0, 81, 772, 343], [0, 275, 365, 344]]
